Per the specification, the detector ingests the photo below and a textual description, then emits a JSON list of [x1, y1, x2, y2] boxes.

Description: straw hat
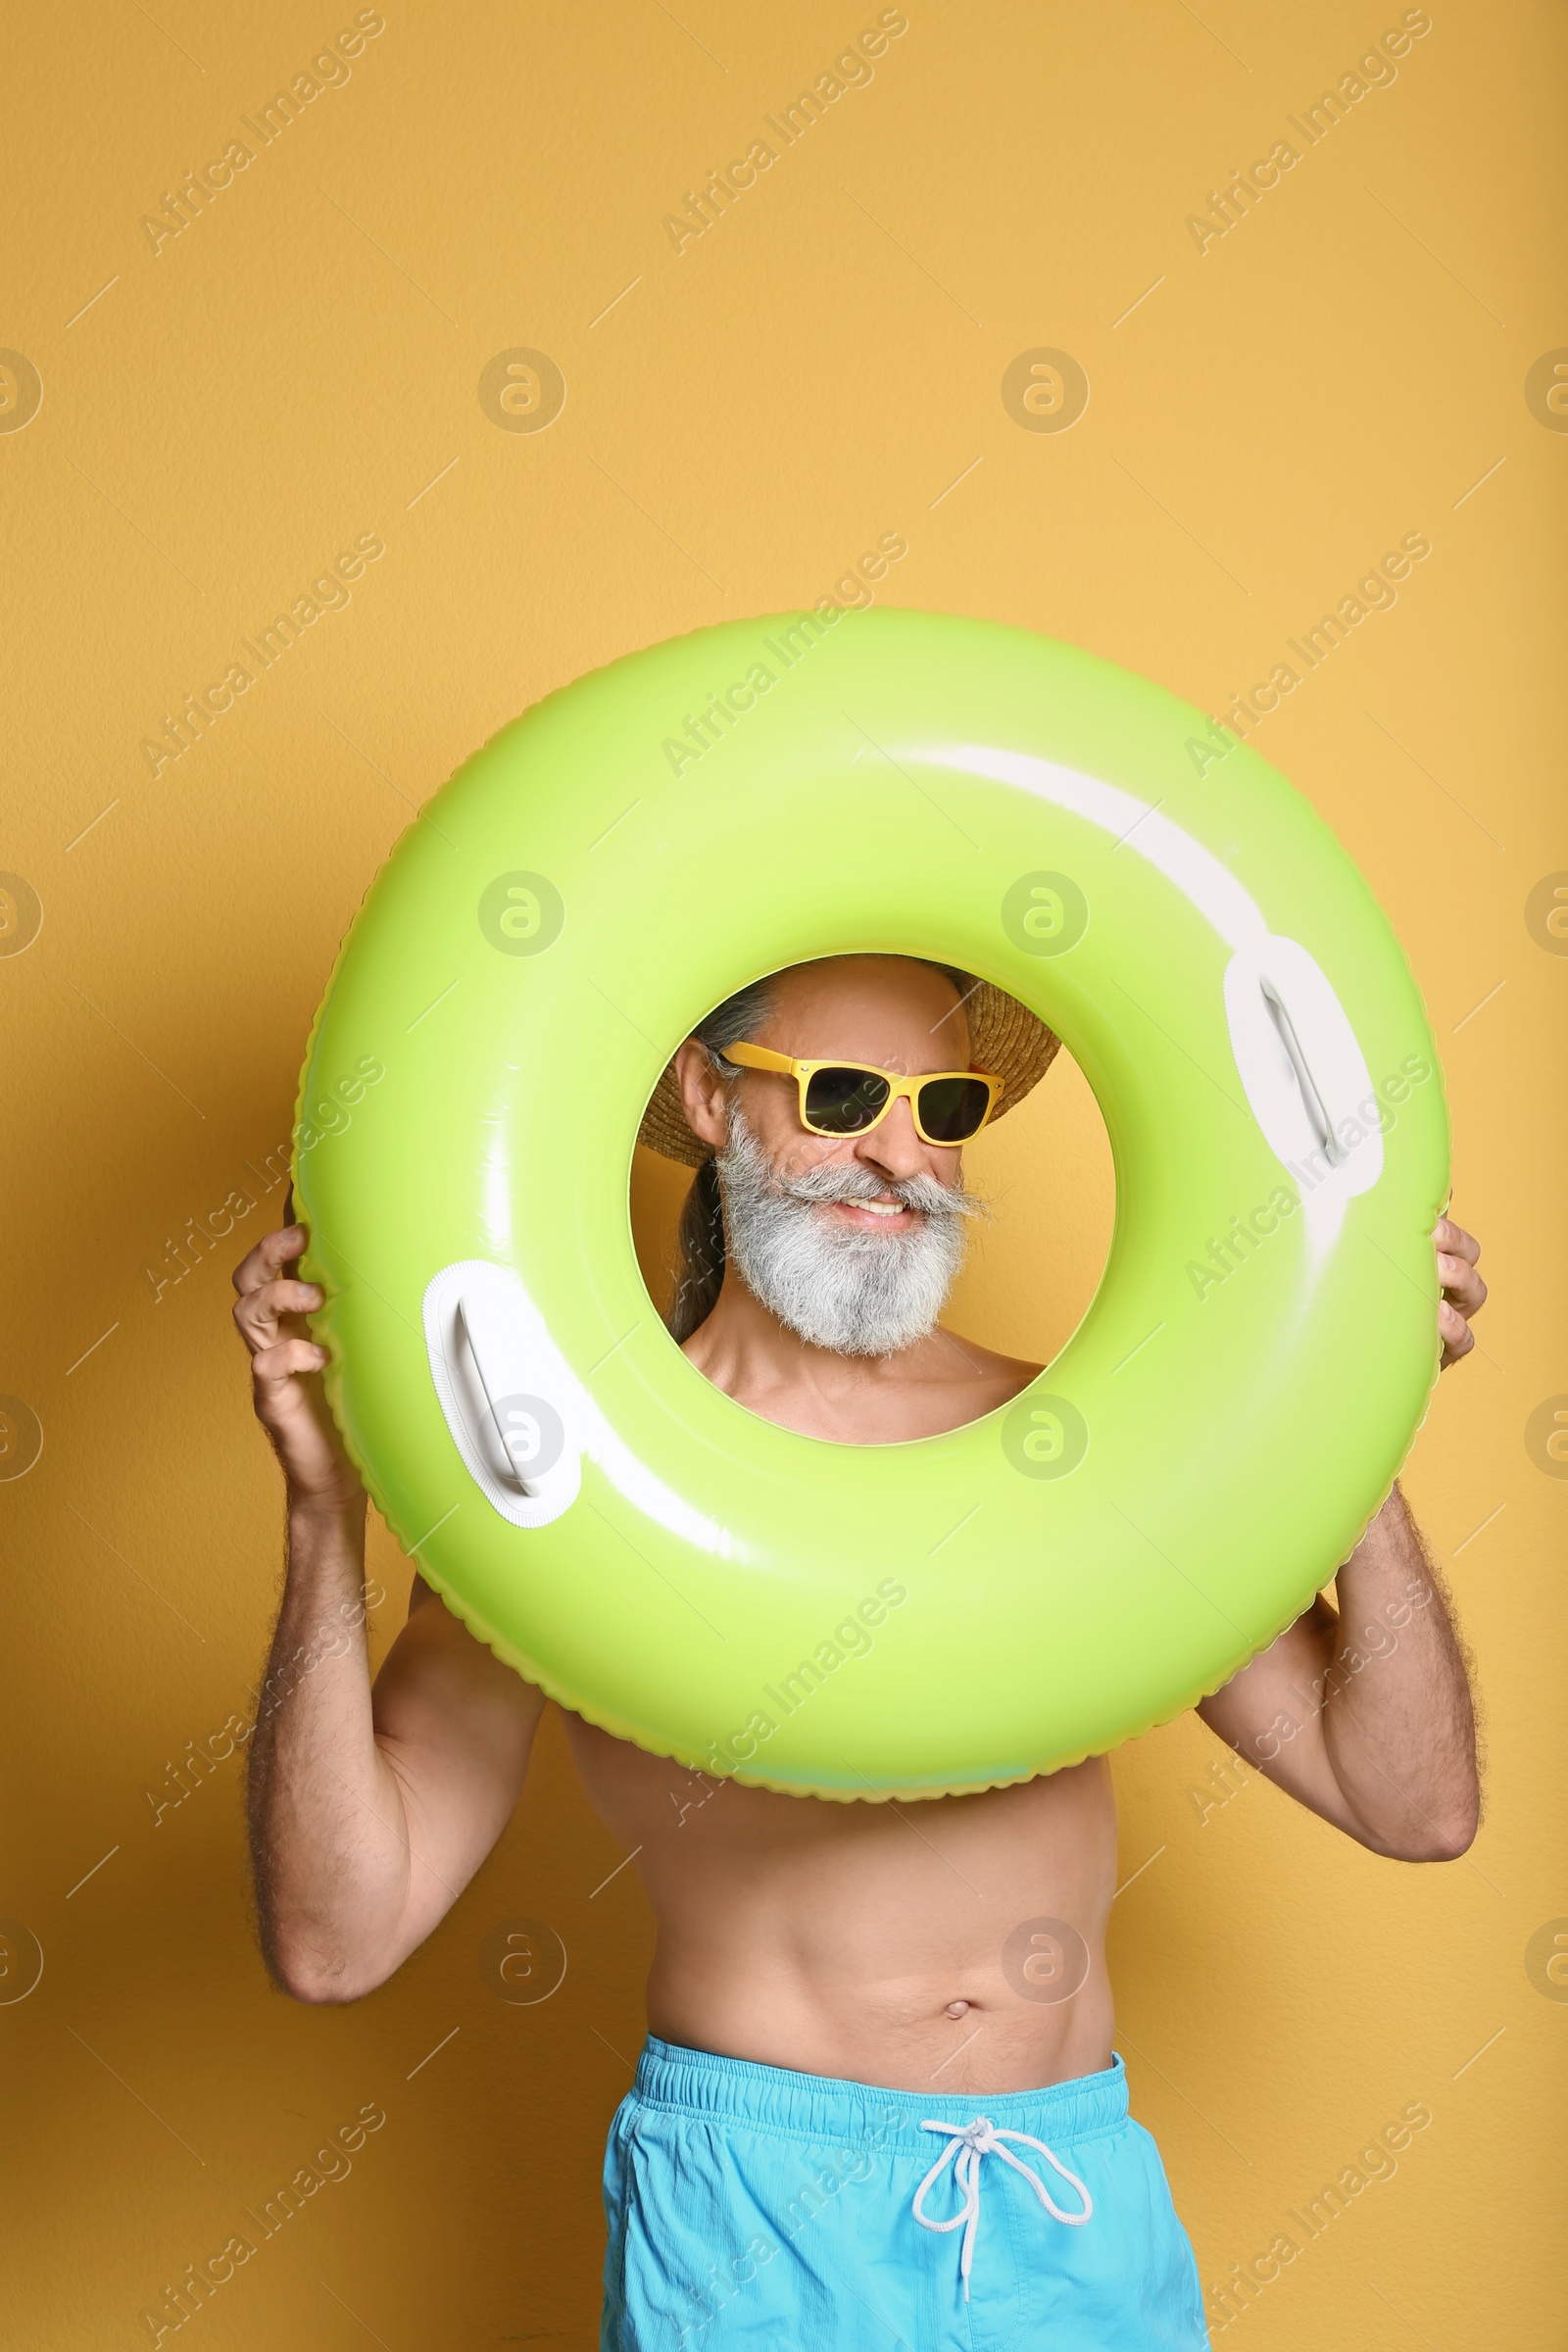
[[637, 976, 1062, 1168]]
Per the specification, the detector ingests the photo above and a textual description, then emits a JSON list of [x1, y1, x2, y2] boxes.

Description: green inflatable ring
[[294, 608, 1448, 1801]]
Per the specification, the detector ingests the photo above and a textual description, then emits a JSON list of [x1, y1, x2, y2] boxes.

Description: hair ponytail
[[667, 1156, 725, 1342], [663, 975, 775, 1341]]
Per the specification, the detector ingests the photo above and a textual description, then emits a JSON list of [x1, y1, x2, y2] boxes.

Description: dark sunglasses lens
[[804, 1066, 891, 1134], [916, 1077, 992, 1142]]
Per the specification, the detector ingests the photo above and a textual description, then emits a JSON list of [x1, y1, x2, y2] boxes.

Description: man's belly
[[560, 1711, 1119, 2095]]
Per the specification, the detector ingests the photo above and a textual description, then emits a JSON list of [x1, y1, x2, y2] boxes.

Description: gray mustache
[[776, 1160, 988, 1222]]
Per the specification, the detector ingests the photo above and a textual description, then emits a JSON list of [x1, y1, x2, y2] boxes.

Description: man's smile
[[823, 1196, 918, 1228]]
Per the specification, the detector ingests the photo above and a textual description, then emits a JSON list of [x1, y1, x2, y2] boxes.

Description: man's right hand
[[235, 1220, 541, 2003], [232, 1223, 363, 1512]]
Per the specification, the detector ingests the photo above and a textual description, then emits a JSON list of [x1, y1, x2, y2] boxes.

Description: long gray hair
[[663, 962, 975, 1342]]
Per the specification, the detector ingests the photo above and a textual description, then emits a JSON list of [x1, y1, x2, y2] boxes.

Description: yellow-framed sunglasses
[[721, 1042, 1004, 1146]]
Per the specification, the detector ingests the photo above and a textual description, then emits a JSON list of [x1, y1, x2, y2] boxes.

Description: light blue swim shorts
[[601, 2036, 1209, 2350]]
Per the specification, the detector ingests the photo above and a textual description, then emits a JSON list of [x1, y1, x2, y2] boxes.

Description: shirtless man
[[234, 954, 1484, 2349]]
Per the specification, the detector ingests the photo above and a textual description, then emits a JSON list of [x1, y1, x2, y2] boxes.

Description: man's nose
[[856, 1095, 929, 1182]]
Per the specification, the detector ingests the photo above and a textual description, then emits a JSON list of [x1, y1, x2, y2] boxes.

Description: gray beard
[[714, 1102, 987, 1357]]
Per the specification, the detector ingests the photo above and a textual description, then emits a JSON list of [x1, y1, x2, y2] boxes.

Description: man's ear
[[672, 1038, 730, 1154]]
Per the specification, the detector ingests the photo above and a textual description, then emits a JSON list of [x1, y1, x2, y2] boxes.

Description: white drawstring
[[910, 2116, 1093, 2299]]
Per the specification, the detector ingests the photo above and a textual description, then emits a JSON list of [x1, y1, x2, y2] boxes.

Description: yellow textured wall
[[3, 2, 1562, 2342]]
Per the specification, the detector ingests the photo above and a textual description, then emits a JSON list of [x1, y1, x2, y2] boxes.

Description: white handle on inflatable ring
[[458, 1293, 551, 1495], [1223, 937, 1384, 1249], [422, 1260, 582, 1528], [1258, 977, 1342, 1169]]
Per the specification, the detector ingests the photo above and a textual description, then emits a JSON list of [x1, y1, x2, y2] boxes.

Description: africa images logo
[[660, 534, 908, 778], [1184, 11, 1433, 257], [661, 12, 909, 255], [137, 533, 386, 778], [137, 12, 388, 255]]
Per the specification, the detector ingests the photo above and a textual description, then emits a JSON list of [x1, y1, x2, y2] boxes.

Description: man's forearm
[[246, 1494, 414, 2001], [1311, 1486, 1479, 1856]]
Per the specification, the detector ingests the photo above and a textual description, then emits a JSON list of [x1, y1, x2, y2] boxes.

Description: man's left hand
[[1434, 1215, 1486, 1369]]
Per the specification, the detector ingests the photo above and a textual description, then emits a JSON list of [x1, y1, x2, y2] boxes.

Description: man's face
[[674, 956, 986, 1355]]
